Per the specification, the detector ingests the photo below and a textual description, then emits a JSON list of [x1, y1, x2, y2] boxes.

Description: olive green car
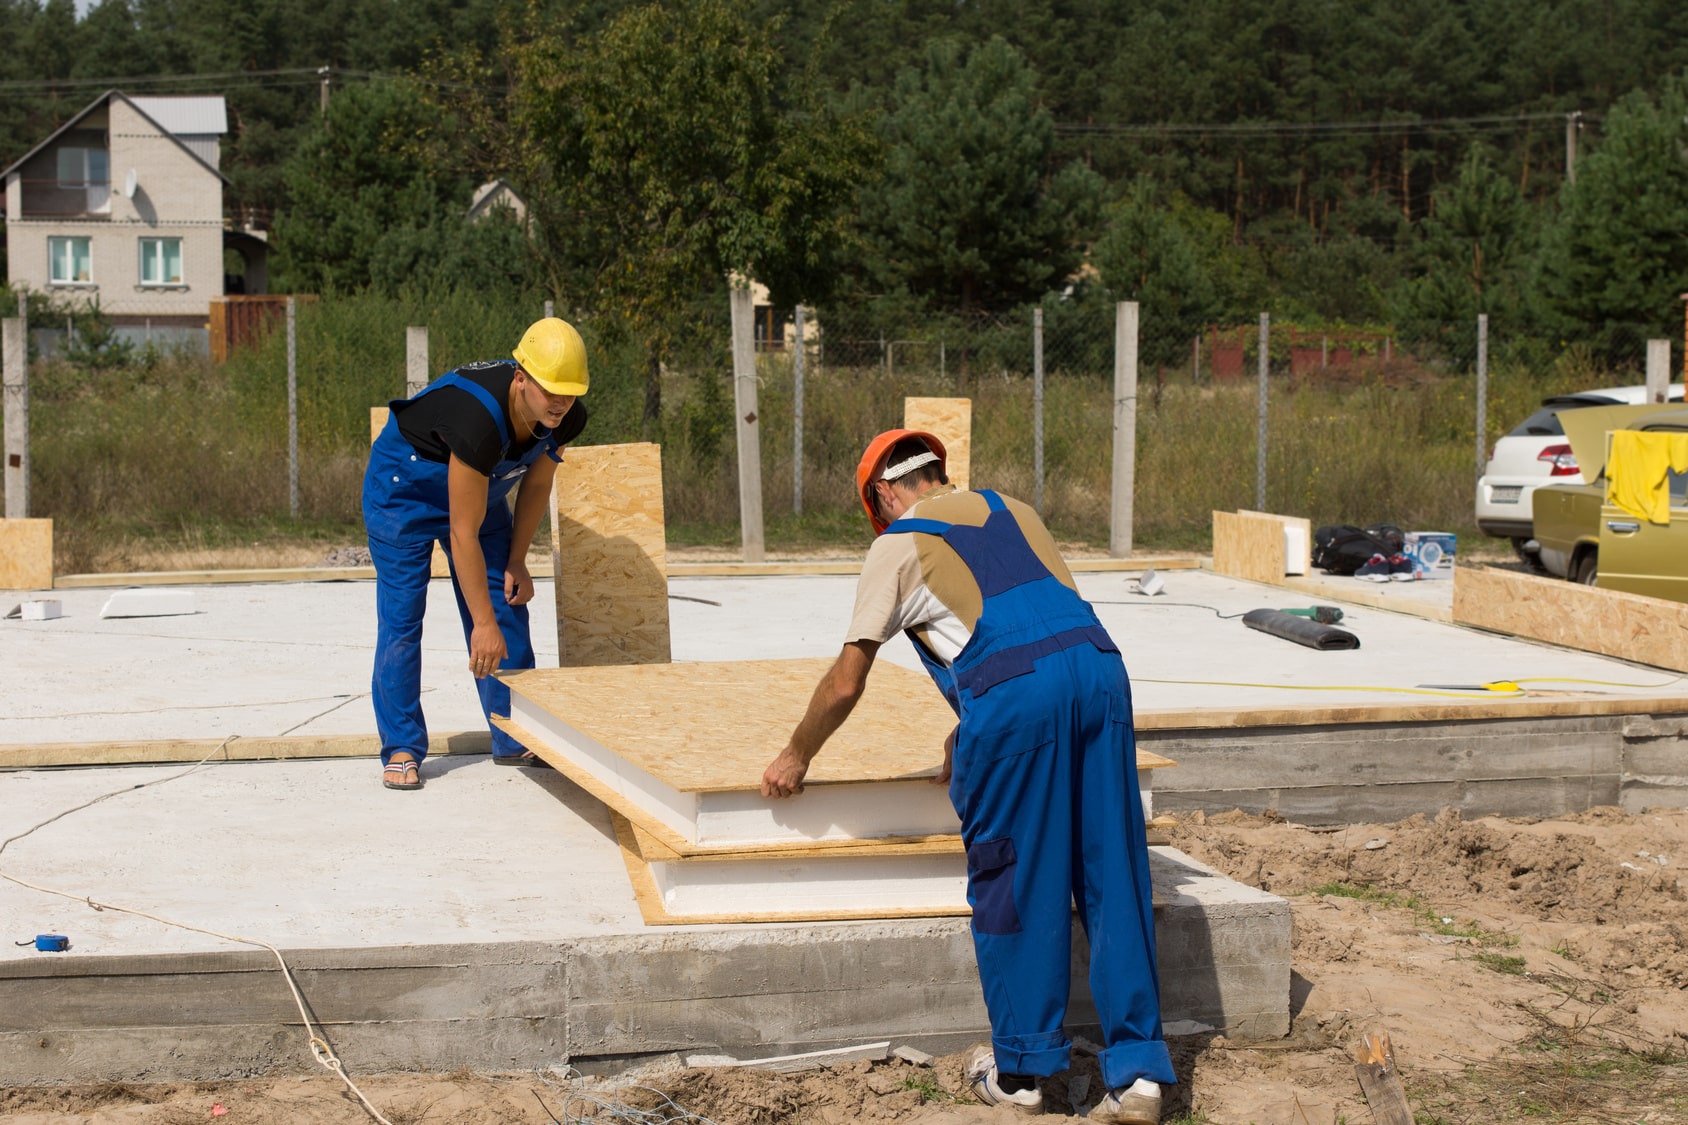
[[1531, 404, 1688, 602]]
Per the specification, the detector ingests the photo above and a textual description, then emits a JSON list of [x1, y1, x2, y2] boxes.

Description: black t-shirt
[[392, 360, 588, 475]]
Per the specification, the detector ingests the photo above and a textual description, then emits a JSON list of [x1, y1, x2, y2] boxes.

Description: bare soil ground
[[4, 806, 1686, 1124]]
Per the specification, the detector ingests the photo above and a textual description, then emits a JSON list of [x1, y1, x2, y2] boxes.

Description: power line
[[0, 67, 505, 95], [1056, 111, 1586, 139]]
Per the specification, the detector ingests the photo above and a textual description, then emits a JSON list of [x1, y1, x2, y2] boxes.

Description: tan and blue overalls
[[885, 490, 1175, 1091], [361, 371, 559, 765]]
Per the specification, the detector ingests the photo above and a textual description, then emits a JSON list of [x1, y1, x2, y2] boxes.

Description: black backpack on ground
[[1312, 523, 1402, 575]]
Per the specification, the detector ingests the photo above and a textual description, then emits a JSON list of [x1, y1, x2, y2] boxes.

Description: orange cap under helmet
[[856, 429, 948, 534]]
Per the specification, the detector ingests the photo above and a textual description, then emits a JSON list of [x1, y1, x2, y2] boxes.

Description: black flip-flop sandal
[[382, 760, 423, 790]]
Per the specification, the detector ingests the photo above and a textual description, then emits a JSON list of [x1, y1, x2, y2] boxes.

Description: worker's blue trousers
[[366, 522, 533, 764], [949, 643, 1174, 1091]]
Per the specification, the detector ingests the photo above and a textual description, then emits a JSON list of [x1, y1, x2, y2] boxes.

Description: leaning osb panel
[[369, 407, 389, 444], [904, 397, 971, 491], [0, 518, 53, 589], [551, 442, 671, 666], [1211, 510, 1285, 586]]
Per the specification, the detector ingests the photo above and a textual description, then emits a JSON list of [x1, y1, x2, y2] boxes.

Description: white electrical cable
[[0, 737, 396, 1125]]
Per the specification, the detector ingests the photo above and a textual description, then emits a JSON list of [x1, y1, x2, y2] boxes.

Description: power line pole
[[1564, 110, 1581, 186], [318, 66, 332, 115]]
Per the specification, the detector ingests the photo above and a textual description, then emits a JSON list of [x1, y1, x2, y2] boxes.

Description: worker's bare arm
[[447, 454, 505, 677], [505, 452, 559, 607], [761, 640, 881, 798]]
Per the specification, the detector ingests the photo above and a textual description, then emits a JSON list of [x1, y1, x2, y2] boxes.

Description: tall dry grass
[[10, 292, 1637, 571]]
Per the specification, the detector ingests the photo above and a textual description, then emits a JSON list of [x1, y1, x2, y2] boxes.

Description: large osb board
[[503, 657, 1174, 794], [551, 442, 671, 666], [1211, 511, 1285, 585], [904, 397, 971, 490], [1454, 565, 1688, 674], [0, 518, 52, 589], [504, 658, 948, 791]]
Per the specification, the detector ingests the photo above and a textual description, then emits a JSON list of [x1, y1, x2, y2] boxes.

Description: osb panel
[[1239, 509, 1312, 574], [0, 518, 53, 589], [502, 658, 1175, 794], [1211, 511, 1285, 585], [551, 442, 671, 667], [369, 407, 389, 444], [1453, 565, 1688, 674], [904, 397, 972, 490]]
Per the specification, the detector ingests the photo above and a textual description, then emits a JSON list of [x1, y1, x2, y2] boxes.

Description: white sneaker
[[1089, 1078, 1161, 1124], [964, 1043, 1043, 1115]]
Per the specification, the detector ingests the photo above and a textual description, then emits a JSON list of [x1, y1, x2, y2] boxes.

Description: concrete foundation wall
[[1144, 712, 1687, 823], [0, 851, 1289, 1085]]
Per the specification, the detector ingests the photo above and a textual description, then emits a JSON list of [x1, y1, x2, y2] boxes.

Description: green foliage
[[1537, 77, 1688, 344], [860, 36, 1103, 314], [1399, 144, 1535, 327], [1094, 179, 1222, 364]]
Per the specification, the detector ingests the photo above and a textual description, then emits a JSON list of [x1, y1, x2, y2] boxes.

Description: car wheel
[[1511, 538, 1548, 574], [1574, 553, 1599, 585]]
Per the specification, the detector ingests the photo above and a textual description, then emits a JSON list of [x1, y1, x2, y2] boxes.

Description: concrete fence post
[[730, 286, 765, 563], [1256, 312, 1269, 512], [1646, 339, 1671, 404], [1033, 307, 1045, 517], [287, 297, 299, 519], [792, 305, 806, 517], [406, 326, 428, 398], [1110, 302, 1139, 558], [3, 318, 27, 518], [1476, 314, 1489, 487], [543, 299, 554, 320]]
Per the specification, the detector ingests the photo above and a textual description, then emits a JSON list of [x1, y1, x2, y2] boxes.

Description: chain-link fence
[[4, 287, 1683, 570]]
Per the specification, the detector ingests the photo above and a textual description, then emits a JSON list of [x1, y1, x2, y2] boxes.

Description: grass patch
[[1474, 951, 1529, 976], [1413, 1035, 1688, 1124], [9, 291, 1652, 569], [1305, 881, 1517, 947], [899, 1071, 957, 1104]]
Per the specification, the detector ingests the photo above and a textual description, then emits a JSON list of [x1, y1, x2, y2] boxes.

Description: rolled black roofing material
[[1242, 608, 1361, 651]]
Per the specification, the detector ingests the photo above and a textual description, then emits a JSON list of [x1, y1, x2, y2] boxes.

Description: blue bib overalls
[[885, 491, 1175, 1090], [361, 372, 559, 765]]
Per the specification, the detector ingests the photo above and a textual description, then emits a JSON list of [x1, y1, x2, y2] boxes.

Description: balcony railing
[[17, 178, 112, 218]]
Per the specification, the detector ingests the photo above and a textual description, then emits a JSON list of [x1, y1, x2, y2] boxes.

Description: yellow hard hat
[[513, 317, 589, 396]]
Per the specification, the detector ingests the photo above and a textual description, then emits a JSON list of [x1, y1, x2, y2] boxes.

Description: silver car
[[1477, 383, 1682, 562]]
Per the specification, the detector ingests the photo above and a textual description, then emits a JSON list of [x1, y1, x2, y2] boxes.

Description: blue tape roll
[[34, 934, 68, 952]]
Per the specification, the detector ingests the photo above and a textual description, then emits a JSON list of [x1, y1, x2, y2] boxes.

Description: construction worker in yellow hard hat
[[762, 429, 1175, 1123], [362, 317, 589, 791]]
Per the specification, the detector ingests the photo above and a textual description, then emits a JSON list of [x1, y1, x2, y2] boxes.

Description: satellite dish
[[123, 169, 137, 199]]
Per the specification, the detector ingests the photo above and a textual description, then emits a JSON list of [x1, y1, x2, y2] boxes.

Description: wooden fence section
[[208, 295, 316, 363]]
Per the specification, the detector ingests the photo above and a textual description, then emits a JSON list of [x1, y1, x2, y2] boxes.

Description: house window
[[56, 146, 110, 212], [139, 237, 184, 286], [48, 236, 92, 284]]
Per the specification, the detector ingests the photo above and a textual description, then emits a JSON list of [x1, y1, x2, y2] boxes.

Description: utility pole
[[319, 66, 332, 115], [1564, 110, 1582, 186]]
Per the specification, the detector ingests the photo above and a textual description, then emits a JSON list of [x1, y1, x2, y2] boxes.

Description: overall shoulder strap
[[437, 372, 511, 448]]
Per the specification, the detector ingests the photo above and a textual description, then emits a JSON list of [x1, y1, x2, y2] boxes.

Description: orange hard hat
[[856, 429, 948, 534]]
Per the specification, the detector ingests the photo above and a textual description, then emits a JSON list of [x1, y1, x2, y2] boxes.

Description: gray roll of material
[[1242, 608, 1361, 650]]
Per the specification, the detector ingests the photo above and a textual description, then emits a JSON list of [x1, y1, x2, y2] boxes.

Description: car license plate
[[1490, 486, 1522, 503]]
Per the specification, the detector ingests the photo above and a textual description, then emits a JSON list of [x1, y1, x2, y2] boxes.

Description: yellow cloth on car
[[1605, 430, 1688, 524]]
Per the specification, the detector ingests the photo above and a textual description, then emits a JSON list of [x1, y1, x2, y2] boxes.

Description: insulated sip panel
[[498, 658, 1173, 856], [904, 397, 971, 490], [1212, 510, 1286, 585], [550, 442, 671, 667]]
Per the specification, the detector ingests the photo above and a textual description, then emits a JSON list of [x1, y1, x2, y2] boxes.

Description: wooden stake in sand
[[1353, 1028, 1414, 1125]]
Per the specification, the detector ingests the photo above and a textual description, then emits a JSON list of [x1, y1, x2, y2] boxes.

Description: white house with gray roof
[[2, 90, 269, 337]]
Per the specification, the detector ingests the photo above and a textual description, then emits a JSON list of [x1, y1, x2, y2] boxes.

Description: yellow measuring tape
[[1132, 672, 1687, 698]]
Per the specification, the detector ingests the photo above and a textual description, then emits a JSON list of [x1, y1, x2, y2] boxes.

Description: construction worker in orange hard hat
[[763, 428, 1174, 1124], [362, 317, 590, 791]]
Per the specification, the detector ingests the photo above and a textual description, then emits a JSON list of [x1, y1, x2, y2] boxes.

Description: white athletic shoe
[[964, 1043, 1043, 1115], [1089, 1078, 1162, 1124]]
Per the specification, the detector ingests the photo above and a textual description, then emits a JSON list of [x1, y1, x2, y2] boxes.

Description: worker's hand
[[504, 557, 534, 607], [468, 621, 508, 679], [932, 725, 956, 785], [761, 746, 810, 799]]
